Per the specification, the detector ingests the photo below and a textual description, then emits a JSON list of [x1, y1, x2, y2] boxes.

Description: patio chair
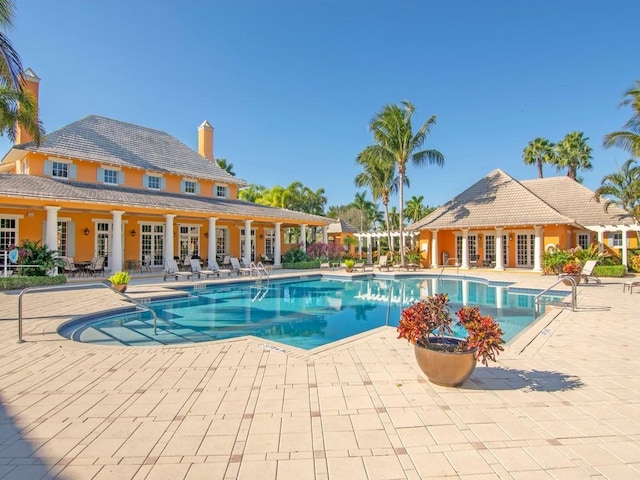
[[60, 256, 79, 277], [222, 255, 232, 269], [164, 259, 193, 281], [320, 262, 330, 269], [231, 257, 251, 276], [377, 255, 391, 272], [141, 255, 152, 273], [190, 259, 216, 279], [261, 254, 274, 265], [209, 259, 233, 277], [469, 254, 479, 268], [623, 279, 640, 293], [86, 256, 105, 276], [580, 260, 601, 284]]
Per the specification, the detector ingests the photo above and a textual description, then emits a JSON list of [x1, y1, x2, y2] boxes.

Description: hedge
[[0, 275, 67, 291], [282, 261, 321, 270], [593, 265, 626, 278]]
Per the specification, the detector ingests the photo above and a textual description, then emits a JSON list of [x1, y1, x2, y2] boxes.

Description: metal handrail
[[534, 276, 577, 317], [17, 281, 162, 343], [439, 257, 460, 278]]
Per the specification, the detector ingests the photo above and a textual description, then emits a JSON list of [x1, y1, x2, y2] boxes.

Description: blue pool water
[[59, 276, 563, 349]]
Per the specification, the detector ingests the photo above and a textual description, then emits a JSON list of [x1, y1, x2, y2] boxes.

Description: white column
[[322, 226, 328, 244], [622, 229, 628, 269], [494, 228, 504, 271], [110, 210, 124, 272], [44, 206, 61, 250], [496, 285, 504, 309], [460, 229, 469, 269], [430, 230, 439, 268], [274, 222, 282, 266], [462, 279, 469, 305], [597, 230, 604, 254], [164, 214, 176, 266], [243, 219, 252, 261], [533, 226, 542, 272], [208, 217, 217, 267], [300, 224, 307, 252], [358, 235, 362, 258], [367, 235, 372, 264]]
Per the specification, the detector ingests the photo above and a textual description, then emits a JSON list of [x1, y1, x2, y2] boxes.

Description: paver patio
[[0, 270, 639, 479]]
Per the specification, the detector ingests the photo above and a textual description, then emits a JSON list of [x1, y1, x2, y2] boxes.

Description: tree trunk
[[398, 169, 406, 266], [537, 158, 543, 178]]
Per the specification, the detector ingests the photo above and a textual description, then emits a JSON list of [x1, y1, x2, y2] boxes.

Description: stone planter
[[111, 283, 128, 293], [560, 274, 581, 286], [414, 338, 477, 387]]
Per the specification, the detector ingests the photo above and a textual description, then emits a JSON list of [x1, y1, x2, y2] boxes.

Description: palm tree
[[0, 0, 24, 92], [553, 131, 593, 181], [594, 159, 640, 223], [355, 153, 400, 255], [238, 184, 266, 203], [0, 84, 43, 144], [522, 137, 555, 178], [405, 195, 427, 224], [216, 158, 235, 176], [603, 80, 640, 157], [352, 191, 376, 232], [359, 101, 444, 264]]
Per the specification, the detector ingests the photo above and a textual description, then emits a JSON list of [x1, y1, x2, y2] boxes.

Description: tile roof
[[408, 169, 633, 230], [326, 218, 358, 234], [10, 115, 247, 186], [0, 174, 329, 224]]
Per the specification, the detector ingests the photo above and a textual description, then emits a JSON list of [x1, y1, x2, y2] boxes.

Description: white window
[[216, 228, 228, 255], [0, 218, 17, 250], [52, 162, 68, 178], [148, 176, 160, 189], [577, 233, 590, 250], [57, 221, 69, 256], [103, 169, 118, 184], [216, 185, 228, 198], [611, 232, 623, 247], [181, 179, 199, 194]]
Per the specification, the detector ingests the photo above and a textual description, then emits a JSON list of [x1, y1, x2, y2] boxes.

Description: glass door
[[141, 224, 164, 267], [516, 233, 534, 267]]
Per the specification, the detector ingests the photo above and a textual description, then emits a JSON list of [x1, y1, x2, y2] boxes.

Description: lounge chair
[[209, 259, 233, 277], [164, 259, 193, 281], [230, 257, 251, 276], [623, 279, 640, 293], [377, 255, 391, 272], [580, 260, 601, 284], [320, 262, 330, 269], [190, 259, 216, 279], [141, 255, 152, 273], [86, 256, 105, 276]]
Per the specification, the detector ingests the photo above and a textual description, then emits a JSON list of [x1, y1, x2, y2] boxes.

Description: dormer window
[[181, 179, 200, 195], [104, 169, 117, 184], [97, 167, 124, 185], [143, 174, 165, 190], [215, 185, 229, 198], [52, 162, 68, 178], [44, 159, 77, 179]]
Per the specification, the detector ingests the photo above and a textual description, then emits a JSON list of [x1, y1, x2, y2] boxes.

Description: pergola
[[585, 224, 640, 268], [353, 230, 420, 263]]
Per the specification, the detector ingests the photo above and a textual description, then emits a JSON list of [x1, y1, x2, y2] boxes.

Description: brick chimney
[[15, 68, 40, 145], [197, 120, 214, 161]]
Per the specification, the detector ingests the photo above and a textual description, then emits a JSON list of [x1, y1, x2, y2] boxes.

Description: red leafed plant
[[397, 293, 505, 366], [562, 261, 582, 275]]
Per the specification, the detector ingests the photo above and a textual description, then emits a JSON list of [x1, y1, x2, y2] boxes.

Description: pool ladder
[[534, 276, 577, 318], [250, 262, 270, 302]]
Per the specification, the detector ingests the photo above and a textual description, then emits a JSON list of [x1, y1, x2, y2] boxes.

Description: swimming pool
[[59, 276, 563, 349]]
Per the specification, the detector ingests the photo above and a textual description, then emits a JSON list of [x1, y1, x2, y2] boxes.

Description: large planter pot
[[414, 338, 477, 387], [111, 283, 128, 293], [560, 274, 581, 286]]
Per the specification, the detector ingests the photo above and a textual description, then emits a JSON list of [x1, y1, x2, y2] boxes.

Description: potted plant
[[108, 271, 131, 293], [397, 293, 504, 387], [344, 259, 355, 273], [560, 260, 582, 285]]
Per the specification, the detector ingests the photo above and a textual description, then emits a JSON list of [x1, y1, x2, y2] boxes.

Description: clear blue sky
[[2, 1, 638, 211]]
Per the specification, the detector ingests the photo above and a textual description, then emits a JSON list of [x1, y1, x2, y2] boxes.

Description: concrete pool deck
[[0, 269, 639, 479]]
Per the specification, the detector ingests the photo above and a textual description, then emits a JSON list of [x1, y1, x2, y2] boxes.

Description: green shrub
[[282, 261, 321, 269], [108, 271, 131, 285], [593, 265, 626, 277], [0, 275, 67, 291], [344, 259, 355, 268], [629, 251, 640, 273], [283, 247, 310, 264], [8, 240, 63, 276]]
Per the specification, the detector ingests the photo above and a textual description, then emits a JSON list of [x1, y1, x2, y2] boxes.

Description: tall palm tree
[[215, 158, 235, 176], [0, 84, 43, 144], [603, 80, 640, 158], [238, 184, 266, 203], [594, 159, 640, 223], [359, 101, 444, 265], [355, 153, 400, 254], [404, 195, 427, 224], [352, 191, 376, 232], [0, 0, 24, 92], [522, 137, 555, 178], [553, 131, 593, 181]]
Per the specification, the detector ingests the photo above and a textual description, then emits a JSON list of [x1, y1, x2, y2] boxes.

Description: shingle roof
[[326, 219, 358, 234], [11, 115, 247, 186], [0, 174, 329, 224], [408, 169, 627, 230]]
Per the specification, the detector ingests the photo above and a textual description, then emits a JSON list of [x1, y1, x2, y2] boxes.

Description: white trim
[[0, 214, 24, 220], [47, 156, 73, 164]]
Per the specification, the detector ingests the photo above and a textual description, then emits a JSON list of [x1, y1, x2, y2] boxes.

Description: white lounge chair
[[164, 259, 193, 281], [377, 255, 391, 272], [190, 259, 216, 279], [209, 259, 233, 277], [580, 260, 601, 284], [230, 257, 251, 276]]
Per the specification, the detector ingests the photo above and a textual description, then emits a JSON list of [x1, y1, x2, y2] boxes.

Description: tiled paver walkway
[[0, 271, 639, 479]]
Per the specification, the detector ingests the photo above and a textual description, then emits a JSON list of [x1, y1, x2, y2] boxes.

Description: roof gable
[[11, 115, 246, 186], [327, 218, 358, 234]]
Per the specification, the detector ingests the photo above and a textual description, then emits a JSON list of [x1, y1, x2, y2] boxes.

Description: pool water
[[59, 276, 562, 349]]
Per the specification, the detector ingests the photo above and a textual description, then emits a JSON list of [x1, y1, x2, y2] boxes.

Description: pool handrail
[[534, 276, 577, 317], [17, 281, 162, 343]]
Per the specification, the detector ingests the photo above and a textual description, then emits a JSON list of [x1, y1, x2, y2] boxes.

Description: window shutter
[[68, 222, 76, 257], [118, 171, 125, 185], [44, 160, 53, 176], [97, 168, 104, 182], [143, 174, 149, 188], [195, 182, 200, 194], [160, 177, 166, 190], [69, 164, 77, 179], [180, 180, 186, 193]]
